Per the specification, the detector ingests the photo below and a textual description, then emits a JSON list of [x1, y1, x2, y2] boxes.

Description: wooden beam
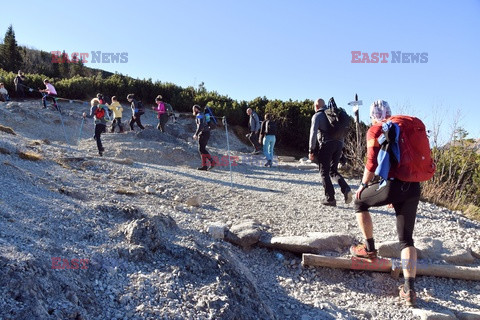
[[302, 254, 480, 281]]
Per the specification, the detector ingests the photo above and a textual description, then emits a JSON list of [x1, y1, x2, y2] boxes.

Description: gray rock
[[457, 311, 480, 320], [259, 233, 353, 254], [225, 220, 262, 248], [377, 240, 402, 258], [207, 223, 226, 240], [186, 196, 202, 207], [122, 215, 177, 253], [412, 309, 457, 320], [441, 249, 476, 265]]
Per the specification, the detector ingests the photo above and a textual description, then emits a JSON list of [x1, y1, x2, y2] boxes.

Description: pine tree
[[0, 25, 23, 72]]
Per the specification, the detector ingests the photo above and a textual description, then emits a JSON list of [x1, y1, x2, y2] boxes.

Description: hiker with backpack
[[82, 98, 109, 156], [259, 113, 277, 167], [127, 94, 145, 131], [108, 96, 124, 133], [152, 95, 169, 132], [246, 108, 262, 154], [192, 105, 216, 170], [308, 98, 353, 206], [39, 79, 58, 110], [350, 100, 435, 307]]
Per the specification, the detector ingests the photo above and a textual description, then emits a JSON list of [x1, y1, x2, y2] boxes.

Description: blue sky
[[2, 0, 479, 141]]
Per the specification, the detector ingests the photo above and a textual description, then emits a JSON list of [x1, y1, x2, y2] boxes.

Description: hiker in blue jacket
[[308, 98, 352, 206], [192, 105, 216, 170]]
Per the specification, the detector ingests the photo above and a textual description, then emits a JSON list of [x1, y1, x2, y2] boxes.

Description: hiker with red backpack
[[308, 98, 353, 206], [83, 98, 109, 156], [350, 100, 436, 307], [127, 94, 145, 131]]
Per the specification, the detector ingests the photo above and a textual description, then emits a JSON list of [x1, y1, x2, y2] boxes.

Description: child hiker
[[83, 98, 109, 156], [192, 105, 216, 170], [108, 96, 124, 133], [152, 95, 168, 132], [39, 79, 58, 110], [127, 94, 145, 131]]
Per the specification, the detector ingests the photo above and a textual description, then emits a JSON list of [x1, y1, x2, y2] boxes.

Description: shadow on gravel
[[140, 163, 285, 193]]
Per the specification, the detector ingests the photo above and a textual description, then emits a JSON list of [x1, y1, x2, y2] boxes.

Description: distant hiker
[[246, 108, 261, 154], [39, 79, 58, 110], [259, 113, 277, 167], [13, 70, 25, 99], [152, 95, 168, 132], [108, 96, 124, 133], [192, 105, 216, 170], [83, 98, 109, 156], [0, 83, 10, 102], [308, 98, 352, 206], [351, 100, 425, 307], [127, 94, 145, 131], [97, 93, 106, 105]]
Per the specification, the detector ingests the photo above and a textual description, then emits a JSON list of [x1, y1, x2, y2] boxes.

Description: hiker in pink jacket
[[152, 95, 169, 132]]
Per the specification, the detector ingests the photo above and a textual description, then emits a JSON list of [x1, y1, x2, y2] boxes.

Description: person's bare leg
[[356, 211, 373, 239]]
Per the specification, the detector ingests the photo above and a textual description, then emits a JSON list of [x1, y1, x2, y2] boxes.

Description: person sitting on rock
[[0, 83, 10, 102]]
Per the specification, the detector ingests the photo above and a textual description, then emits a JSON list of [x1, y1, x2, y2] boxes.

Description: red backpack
[[94, 106, 105, 119], [389, 115, 436, 182]]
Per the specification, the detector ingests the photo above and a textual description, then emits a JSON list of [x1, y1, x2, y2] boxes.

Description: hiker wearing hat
[[351, 100, 421, 307], [127, 94, 145, 131], [39, 79, 58, 110], [108, 96, 124, 133], [83, 98, 109, 156], [152, 95, 169, 133], [192, 105, 216, 170], [308, 98, 352, 207]]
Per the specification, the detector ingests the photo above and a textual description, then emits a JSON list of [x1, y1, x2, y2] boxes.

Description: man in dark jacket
[[246, 108, 261, 154], [127, 94, 145, 131], [14, 70, 25, 99], [308, 98, 352, 206], [193, 105, 216, 170]]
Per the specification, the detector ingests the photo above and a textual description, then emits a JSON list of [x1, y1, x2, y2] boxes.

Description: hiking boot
[[99, 151, 103, 157], [399, 285, 417, 307], [197, 166, 208, 171], [350, 244, 377, 259], [322, 199, 336, 207], [344, 190, 353, 204]]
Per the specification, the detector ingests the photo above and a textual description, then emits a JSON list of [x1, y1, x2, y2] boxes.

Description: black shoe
[[99, 152, 103, 157], [197, 166, 208, 171], [322, 200, 336, 207], [344, 190, 353, 204]]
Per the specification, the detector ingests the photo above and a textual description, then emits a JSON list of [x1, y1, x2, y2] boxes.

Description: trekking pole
[[57, 107, 69, 145], [78, 117, 84, 144], [222, 117, 234, 188]]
